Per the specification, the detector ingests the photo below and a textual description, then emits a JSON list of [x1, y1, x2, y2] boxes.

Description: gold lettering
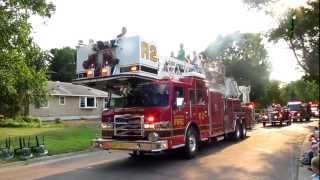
[[149, 44, 158, 62], [140, 41, 149, 59]]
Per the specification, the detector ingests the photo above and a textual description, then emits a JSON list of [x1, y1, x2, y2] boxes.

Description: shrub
[[0, 116, 41, 128], [54, 118, 62, 124]]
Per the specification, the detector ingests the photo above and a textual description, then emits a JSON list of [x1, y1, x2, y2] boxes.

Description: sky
[[31, 0, 306, 83]]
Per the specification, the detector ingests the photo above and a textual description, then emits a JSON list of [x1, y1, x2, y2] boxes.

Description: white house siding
[[29, 96, 106, 121]]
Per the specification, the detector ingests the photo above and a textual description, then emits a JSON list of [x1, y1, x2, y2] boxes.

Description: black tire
[[183, 127, 198, 159], [232, 121, 241, 141], [263, 122, 266, 127], [240, 121, 247, 139], [286, 121, 290, 126]]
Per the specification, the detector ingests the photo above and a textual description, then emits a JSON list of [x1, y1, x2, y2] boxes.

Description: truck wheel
[[183, 127, 198, 158], [232, 122, 241, 141], [129, 151, 145, 158], [263, 122, 266, 127], [240, 122, 247, 139]]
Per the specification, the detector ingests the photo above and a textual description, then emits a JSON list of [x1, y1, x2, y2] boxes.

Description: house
[[29, 81, 110, 121]]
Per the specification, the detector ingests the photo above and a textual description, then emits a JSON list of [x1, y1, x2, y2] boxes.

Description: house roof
[[48, 81, 109, 97]]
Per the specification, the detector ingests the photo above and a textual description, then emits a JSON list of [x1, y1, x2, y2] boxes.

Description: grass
[[0, 120, 100, 160]]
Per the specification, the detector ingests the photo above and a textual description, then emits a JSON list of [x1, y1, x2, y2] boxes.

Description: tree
[[280, 80, 319, 103], [205, 32, 270, 105], [260, 80, 282, 106], [49, 47, 76, 82], [0, 0, 55, 117], [269, 0, 319, 83], [242, 0, 277, 10], [243, 0, 320, 83]]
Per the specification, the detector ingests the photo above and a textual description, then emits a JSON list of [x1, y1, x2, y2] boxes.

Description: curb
[[297, 134, 313, 180], [0, 148, 101, 169]]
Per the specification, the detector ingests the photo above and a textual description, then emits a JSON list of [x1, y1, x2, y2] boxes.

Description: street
[[0, 120, 318, 180]]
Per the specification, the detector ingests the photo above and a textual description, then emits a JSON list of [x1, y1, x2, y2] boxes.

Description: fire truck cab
[[73, 36, 253, 158], [287, 101, 311, 122]]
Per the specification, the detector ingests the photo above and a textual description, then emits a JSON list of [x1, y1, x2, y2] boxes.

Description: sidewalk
[[298, 136, 314, 180], [297, 119, 319, 180], [0, 148, 102, 169]]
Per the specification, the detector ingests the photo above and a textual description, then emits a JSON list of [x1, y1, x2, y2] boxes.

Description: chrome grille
[[114, 114, 144, 137]]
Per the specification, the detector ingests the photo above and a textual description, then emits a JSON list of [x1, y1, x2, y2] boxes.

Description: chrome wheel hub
[[188, 134, 196, 152], [236, 127, 240, 138]]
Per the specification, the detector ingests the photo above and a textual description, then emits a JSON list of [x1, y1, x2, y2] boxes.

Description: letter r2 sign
[[140, 41, 158, 62]]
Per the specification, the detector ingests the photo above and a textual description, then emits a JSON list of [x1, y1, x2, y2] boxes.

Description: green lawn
[[0, 120, 100, 157]]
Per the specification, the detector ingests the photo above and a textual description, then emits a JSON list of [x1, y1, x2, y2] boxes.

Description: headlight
[[144, 124, 155, 129], [297, 113, 300, 116], [274, 116, 278, 119], [101, 122, 113, 129], [144, 121, 170, 130], [148, 132, 160, 142]]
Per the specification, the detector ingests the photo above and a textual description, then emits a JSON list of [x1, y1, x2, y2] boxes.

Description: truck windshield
[[288, 104, 300, 111], [116, 83, 169, 107]]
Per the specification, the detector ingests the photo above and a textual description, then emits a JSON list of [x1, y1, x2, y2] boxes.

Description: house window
[[59, 96, 65, 105], [80, 97, 86, 108], [79, 97, 96, 108]]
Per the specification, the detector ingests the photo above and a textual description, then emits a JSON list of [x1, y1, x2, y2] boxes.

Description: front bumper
[[92, 139, 168, 152]]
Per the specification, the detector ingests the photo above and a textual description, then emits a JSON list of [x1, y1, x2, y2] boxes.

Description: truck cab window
[[189, 89, 196, 104], [195, 81, 205, 105], [196, 89, 205, 105], [175, 87, 184, 98], [174, 87, 184, 106]]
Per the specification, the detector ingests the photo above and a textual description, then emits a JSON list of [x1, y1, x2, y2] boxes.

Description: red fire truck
[[74, 36, 253, 158]]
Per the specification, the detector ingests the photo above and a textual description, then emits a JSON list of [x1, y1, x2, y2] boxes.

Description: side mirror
[[176, 97, 184, 107]]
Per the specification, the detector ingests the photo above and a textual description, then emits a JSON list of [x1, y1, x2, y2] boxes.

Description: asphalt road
[[0, 119, 318, 180]]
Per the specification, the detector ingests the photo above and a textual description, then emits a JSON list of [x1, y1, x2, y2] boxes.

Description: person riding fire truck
[[73, 36, 254, 158]]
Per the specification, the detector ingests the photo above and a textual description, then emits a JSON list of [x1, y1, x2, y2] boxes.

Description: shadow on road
[[38, 133, 298, 180], [37, 120, 320, 180]]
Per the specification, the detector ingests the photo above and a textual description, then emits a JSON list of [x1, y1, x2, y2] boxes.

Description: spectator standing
[[177, 43, 185, 61], [117, 27, 127, 39], [192, 51, 201, 68], [170, 51, 175, 58], [185, 55, 192, 64]]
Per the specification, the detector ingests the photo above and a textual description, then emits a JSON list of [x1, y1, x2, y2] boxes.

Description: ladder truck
[[73, 36, 254, 158]]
